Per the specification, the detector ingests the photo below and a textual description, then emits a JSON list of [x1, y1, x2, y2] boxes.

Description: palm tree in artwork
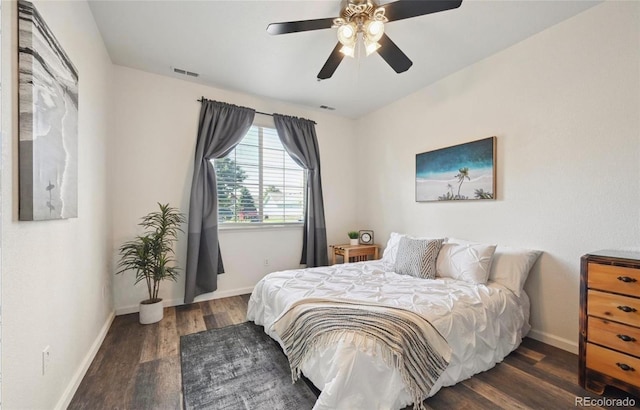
[[455, 167, 470, 198]]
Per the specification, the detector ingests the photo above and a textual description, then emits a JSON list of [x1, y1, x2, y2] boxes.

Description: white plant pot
[[350, 238, 359, 245], [139, 299, 164, 324]]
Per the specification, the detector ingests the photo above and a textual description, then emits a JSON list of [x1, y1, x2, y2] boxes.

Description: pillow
[[394, 237, 444, 279], [490, 246, 542, 296], [446, 238, 541, 296], [436, 243, 497, 284], [382, 232, 405, 265], [382, 232, 447, 265]]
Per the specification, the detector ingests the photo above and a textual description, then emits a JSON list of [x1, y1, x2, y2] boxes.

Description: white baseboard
[[527, 328, 578, 354], [55, 311, 116, 410], [192, 286, 255, 303], [114, 286, 256, 316]]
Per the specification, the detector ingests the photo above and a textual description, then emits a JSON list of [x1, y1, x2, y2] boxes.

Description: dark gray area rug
[[180, 321, 318, 410]]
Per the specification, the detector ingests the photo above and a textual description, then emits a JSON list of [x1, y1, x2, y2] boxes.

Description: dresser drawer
[[588, 316, 640, 358], [588, 263, 640, 297], [588, 290, 640, 327], [586, 343, 640, 388]]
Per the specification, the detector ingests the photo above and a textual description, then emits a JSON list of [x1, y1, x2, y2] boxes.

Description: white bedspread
[[247, 260, 530, 410]]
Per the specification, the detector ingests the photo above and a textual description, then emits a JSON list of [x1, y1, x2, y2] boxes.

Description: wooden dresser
[[580, 250, 640, 397]]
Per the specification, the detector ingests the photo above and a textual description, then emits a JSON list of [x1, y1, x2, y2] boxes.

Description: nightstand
[[331, 244, 380, 264]]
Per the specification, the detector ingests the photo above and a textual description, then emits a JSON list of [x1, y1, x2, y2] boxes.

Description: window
[[214, 125, 305, 225]]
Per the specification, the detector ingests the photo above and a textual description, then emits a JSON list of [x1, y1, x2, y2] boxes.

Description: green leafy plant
[[474, 188, 493, 199], [348, 231, 359, 239], [116, 203, 186, 304]]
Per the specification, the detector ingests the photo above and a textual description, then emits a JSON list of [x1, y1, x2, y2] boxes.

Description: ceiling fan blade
[[384, 0, 462, 22], [317, 43, 345, 80], [377, 33, 412, 74], [267, 18, 335, 35]]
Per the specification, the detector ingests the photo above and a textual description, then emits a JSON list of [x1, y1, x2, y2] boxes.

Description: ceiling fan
[[267, 0, 463, 80]]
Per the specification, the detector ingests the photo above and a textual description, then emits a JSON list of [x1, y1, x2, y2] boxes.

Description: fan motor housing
[[341, 0, 378, 20]]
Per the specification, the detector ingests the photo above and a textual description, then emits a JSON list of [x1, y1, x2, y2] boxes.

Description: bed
[[247, 235, 541, 410]]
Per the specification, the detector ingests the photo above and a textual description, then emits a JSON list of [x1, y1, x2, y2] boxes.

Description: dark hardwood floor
[[69, 295, 637, 409]]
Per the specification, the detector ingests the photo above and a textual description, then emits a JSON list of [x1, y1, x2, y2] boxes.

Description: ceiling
[[88, 0, 600, 119]]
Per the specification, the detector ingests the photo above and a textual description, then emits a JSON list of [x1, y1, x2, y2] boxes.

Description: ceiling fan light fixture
[[364, 39, 381, 56], [334, 3, 387, 60], [364, 19, 384, 43], [337, 22, 357, 46], [340, 44, 356, 58]]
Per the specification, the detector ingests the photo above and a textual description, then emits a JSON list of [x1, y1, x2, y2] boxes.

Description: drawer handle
[[616, 362, 635, 372], [617, 276, 638, 283], [617, 305, 637, 313], [617, 334, 637, 342]]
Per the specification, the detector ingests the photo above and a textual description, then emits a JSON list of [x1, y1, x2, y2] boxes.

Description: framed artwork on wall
[[416, 137, 496, 202], [18, 0, 79, 220]]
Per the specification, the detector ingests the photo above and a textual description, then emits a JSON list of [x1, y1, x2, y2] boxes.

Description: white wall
[[3, 4, 633, 408], [354, 1, 640, 353], [1, 1, 114, 408], [110, 66, 358, 313]]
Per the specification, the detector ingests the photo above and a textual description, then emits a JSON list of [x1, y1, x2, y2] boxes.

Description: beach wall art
[[416, 137, 496, 202], [18, 0, 78, 220]]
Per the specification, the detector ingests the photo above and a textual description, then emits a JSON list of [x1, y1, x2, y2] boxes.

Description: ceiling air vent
[[320, 105, 335, 111], [172, 67, 199, 78]]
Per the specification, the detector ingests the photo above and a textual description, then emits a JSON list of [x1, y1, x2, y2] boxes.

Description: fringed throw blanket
[[271, 298, 452, 410]]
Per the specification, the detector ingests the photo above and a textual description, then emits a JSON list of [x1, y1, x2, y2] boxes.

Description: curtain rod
[[196, 98, 317, 125]]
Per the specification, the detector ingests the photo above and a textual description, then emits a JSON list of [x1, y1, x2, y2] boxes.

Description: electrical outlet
[[264, 258, 269, 266], [42, 346, 51, 376]]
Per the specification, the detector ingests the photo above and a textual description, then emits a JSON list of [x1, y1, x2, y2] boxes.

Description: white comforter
[[247, 260, 530, 410]]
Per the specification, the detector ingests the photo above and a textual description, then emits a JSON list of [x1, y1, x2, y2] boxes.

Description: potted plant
[[116, 203, 186, 324], [348, 231, 359, 246]]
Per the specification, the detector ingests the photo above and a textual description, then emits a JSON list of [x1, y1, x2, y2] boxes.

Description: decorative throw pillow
[[394, 237, 444, 279], [436, 243, 497, 284], [382, 232, 447, 265]]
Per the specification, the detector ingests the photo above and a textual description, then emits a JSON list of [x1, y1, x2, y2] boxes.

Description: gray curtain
[[273, 114, 328, 267], [185, 99, 255, 303]]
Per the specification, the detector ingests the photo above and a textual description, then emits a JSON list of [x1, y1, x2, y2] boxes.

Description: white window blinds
[[214, 126, 305, 225]]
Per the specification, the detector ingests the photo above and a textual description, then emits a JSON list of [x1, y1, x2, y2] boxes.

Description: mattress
[[247, 260, 530, 410]]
